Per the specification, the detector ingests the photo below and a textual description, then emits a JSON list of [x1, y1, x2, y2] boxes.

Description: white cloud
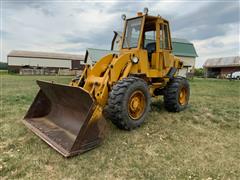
[[2, 1, 120, 60], [1, 1, 239, 69], [193, 23, 239, 67], [153, 1, 209, 17]]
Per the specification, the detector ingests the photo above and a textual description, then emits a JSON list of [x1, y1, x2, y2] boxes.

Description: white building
[[8, 50, 85, 73]]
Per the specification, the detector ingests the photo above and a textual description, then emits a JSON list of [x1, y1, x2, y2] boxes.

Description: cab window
[[160, 24, 170, 50], [122, 18, 142, 48], [144, 30, 156, 48]]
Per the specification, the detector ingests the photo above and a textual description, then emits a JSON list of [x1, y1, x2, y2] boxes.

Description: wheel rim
[[179, 87, 187, 105], [128, 90, 146, 120]]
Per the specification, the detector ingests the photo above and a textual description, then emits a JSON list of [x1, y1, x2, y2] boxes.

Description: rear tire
[[164, 77, 190, 112], [104, 77, 150, 130]]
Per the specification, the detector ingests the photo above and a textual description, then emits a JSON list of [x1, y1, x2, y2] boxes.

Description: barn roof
[[8, 50, 85, 61], [85, 48, 118, 63], [171, 38, 198, 57], [203, 56, 240, 68]]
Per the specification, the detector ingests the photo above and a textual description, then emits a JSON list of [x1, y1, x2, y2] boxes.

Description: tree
[[194, 68, 204, 77]]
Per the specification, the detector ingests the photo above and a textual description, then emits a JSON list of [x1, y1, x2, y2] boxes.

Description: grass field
[[1, 75, 240, 179], [0, 70, 8, 75]]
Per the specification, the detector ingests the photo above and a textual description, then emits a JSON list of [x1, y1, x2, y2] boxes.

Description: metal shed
[[203, 56, 240, 78], [8, 50, 85, 73]]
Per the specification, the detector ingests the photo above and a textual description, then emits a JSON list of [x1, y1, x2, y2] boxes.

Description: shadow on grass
[[150, 99, 165, 113]]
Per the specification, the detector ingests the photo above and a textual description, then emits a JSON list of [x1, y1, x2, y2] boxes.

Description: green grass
[[0, 70, 8, 75], [1, 75, 240, 179]]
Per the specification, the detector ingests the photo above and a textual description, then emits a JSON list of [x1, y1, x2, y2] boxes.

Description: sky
[[1, 0, 239, 67]]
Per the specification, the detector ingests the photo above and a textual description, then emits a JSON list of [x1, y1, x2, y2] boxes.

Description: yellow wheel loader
[[23, 9, 190, 157]]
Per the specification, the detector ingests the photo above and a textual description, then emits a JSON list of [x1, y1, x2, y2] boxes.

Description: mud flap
[[23, 80, 107, 157]]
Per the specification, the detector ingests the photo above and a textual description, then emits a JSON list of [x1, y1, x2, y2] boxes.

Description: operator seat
[[146, 42, 156, 61]]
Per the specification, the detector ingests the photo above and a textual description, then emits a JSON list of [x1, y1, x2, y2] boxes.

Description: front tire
[[105, 77, 151, 130], [164, 77, 190, 112]]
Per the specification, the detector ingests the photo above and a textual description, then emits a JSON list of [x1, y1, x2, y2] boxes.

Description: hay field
[[1, 75, 239, 179]]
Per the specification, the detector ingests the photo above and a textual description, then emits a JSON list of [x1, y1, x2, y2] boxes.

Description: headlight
[[131, 56, 139, 64]]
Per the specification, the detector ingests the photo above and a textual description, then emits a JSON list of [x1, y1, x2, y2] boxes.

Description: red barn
[[203, 56, 240, 78]]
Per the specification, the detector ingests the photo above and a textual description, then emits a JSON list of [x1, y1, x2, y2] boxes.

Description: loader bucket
[[23, 80, 107, 157]]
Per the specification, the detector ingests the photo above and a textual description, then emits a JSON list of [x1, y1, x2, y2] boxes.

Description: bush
[[194, 68, 204, 77]]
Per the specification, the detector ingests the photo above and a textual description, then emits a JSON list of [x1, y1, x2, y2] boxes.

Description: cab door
[[157, 22, 172, 73]]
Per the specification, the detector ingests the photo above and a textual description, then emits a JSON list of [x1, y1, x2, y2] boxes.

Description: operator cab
[[143, 16, 157, 61], [121, 14, 172, 63]]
